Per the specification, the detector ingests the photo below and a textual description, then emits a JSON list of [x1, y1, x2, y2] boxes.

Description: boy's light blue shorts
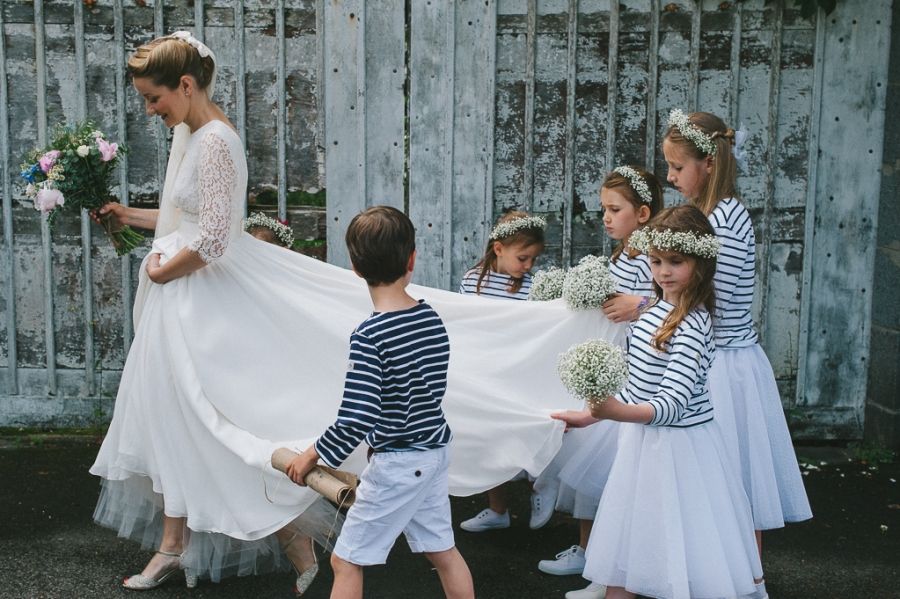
[[333, 446, 455, 566]]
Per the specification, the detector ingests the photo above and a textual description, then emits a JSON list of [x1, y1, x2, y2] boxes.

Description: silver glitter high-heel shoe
[[122, 550, 196, 590], [282, 532, 319, 596]]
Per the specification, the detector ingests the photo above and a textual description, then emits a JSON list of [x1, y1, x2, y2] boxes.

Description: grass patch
[[253, 188, 326, 207]]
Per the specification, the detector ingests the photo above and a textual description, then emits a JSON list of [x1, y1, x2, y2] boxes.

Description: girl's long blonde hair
[[474, 210, 545, 294], [646, 205, 717, 351], [663, 111, 738, 216], [601, 166, 664, 262]]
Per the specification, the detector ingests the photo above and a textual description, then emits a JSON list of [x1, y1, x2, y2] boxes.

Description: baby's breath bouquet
[[20, 120, 142, 255], [528, 266, 566, 301], [558, 340, 628, 407], [561, 255, 617, 310]]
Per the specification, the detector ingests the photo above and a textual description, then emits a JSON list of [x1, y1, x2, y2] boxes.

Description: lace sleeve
[[189, 133, 237, 263]]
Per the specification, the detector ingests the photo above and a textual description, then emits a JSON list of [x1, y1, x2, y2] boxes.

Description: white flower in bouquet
[[528, 267, 566, 301], [76, 145, 90, 157], [562, 254, 616, 310], [558, 340, 628, 407]]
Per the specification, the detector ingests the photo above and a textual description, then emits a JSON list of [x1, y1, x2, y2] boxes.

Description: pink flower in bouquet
[[39, 150, 61, 173], [97, 138, 118, 162], [34, 187, 65, 213]]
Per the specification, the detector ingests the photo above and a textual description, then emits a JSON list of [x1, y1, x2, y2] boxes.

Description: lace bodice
[[169, 120, 248, 263]]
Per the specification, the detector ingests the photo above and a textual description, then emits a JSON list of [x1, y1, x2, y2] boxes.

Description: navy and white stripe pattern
[[708, 197, 759, 348], [459, 268, 532, 300], [609, 251, 654, 296], [616, 301, 715, 427], [315, 301, 452, 468]]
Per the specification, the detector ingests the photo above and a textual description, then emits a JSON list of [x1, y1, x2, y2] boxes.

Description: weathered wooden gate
[[0, 0, 893, 443]]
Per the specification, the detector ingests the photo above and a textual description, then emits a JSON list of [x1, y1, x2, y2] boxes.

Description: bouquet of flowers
[[561, 255, 617, 310], [528, 266, 566, 301], [20, 121, 143, 255], [558, 339, 628, 407]]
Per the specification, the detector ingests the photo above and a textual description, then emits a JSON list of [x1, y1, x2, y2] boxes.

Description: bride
[[91, 32, 625, 594]]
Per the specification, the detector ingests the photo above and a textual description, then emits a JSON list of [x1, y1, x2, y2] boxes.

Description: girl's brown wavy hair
[[646, 205, 717, 351]]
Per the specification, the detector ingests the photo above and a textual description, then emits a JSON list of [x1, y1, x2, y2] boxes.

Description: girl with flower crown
[[457, 211, 562, 533], [541, 166, 664, 599], [554, 205, 765, 599], [245, 212, 295, 248], [662, 110, 811, 560]]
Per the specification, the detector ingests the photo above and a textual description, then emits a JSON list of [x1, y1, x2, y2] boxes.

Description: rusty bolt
[[664, 3, 680, 12], [719, 1, 732, 9]]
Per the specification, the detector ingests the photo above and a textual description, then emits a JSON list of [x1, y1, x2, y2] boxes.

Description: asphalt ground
[[0, 437, 897, 599]]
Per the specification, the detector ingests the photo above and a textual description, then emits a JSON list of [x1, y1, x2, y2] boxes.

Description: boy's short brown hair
[[345, 206, 416, 286]]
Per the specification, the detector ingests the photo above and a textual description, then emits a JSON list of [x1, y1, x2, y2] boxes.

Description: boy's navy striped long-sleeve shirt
[[616, 300, 716, 427], [315, 300, 452, 469], [708, 197, 759, 348]]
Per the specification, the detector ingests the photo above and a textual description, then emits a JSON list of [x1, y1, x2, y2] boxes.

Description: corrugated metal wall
[[0, 0, 893, 441]]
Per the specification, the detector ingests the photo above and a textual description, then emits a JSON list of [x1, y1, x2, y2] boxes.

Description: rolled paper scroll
[[271, 447, 358, 508]]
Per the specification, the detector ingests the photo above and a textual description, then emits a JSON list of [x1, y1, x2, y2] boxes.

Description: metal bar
[[235, 1, 247, 149], [0, 3, 18, 394], [604, 0, 619, 256], [523, 0, 536, 211], [562, 0, 578, 266], [442, 0, 457, 289], [35, 0, 57, 394], [114, 0, 133, 355], [758, 1, 783, 345], [74, 0, 95, 395], [796, 6, 826, 407], [729, 0, 742, 128], [483, 0, 498, 244], [645, 0, 659, 170], [276, 0, 287, 221], [357, 1, 367, 209], [688, 0, 701, 111]]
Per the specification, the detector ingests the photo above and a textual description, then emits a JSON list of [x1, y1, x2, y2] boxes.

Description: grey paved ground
[[0, 437, 897, 598]]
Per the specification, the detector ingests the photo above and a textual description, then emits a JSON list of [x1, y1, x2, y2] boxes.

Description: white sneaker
[[529, 482, 557, 530], [565, 582, 606, 599], [459, 508, 510, 532], [537, 545, 585, 576]]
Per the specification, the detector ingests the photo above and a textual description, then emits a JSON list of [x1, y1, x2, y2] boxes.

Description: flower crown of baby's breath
[[244, 212, 294, 247], [627, 227, 720, 259], [613, 166, 653, 204], [667, 109, 717, 156], [489, 215, 546, 241]]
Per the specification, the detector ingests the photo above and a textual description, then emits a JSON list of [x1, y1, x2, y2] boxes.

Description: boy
[[286, 206, 475, 599]]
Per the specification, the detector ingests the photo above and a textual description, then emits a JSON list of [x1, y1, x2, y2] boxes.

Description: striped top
[[609, 250, 654, 296], [315, 301, 452, 468], [616, 300, 715, 428], [708, 197, 759, 348], [459, 268, 532, 300]]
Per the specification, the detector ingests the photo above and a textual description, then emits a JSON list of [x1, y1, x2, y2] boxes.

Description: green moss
[[253, 188, 326, 207]]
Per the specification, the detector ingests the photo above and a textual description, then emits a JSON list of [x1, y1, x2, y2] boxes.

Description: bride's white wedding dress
[[90, 119, 626, 581]]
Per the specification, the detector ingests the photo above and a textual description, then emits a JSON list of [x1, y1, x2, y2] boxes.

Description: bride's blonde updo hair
[[127, 36, 215, 90]]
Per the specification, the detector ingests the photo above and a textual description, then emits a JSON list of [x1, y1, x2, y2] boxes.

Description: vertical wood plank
[[729, 0, 742, 127], [154, 2, 167, 190], [688, 0, 701, 110], [0, 4, 17, 394], [234, 1, 247, 148], [74, 0, 95, 396], [316, 0, 326, 188], [276, 0, 287, 221], [794, 0, 891, 438], [34, 0, 57, 395], [603, 0, 618, 257], [645, 0, 660, 170], [113, 0, 133, 355], [194, 0, 205, 42], [482, 0, 498, 256], [325, 0, 364, 268], [562, 0, 578, 266], [523, 0, 537, 211]]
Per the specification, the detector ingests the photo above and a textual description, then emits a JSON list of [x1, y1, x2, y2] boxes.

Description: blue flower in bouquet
[[20, 164, 40, 184]]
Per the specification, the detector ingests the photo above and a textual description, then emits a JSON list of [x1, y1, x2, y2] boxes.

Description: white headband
[[168, 31, 215, 61]]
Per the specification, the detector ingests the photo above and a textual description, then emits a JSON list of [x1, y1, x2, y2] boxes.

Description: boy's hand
[[550, 409, 598, 431], [285, 446, 320, 486]]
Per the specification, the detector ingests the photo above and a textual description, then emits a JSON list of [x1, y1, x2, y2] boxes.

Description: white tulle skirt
[[583, 421, 762, 599], [707, 344, 812, 530], [555, 420, 619, 519], [90, 223, 627, 581]]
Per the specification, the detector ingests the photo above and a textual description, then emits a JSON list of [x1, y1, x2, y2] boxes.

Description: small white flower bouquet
[[528, 266, 566, 301], [561, 255, 617, 310], [557, 339, 628, 407]]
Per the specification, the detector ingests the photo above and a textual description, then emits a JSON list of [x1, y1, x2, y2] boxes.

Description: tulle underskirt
[[708, 344, 812, 529]]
